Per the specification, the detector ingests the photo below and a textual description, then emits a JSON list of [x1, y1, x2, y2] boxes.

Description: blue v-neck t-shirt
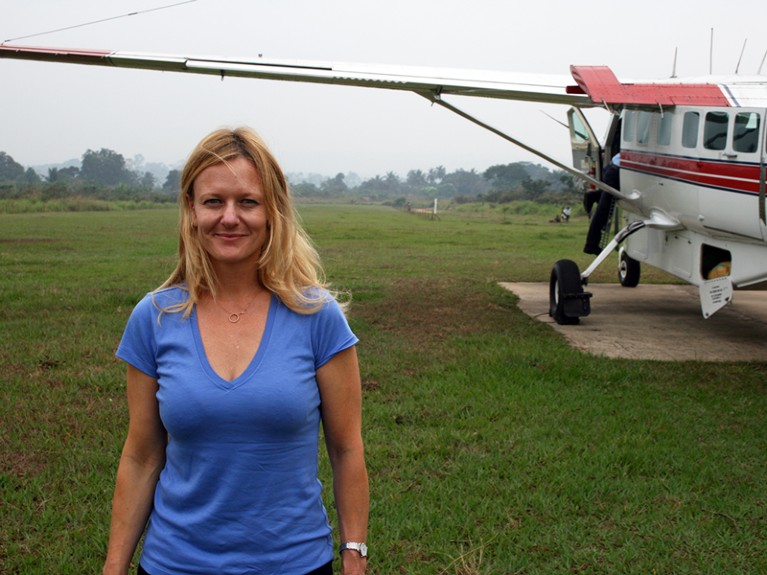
[[116, 286, 358, 575]]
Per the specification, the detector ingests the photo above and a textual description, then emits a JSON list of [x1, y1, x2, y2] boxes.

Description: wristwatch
[[339, 541, 368, 558]]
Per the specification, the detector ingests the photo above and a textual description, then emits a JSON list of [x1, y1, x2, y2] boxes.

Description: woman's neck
[[211, 264, 263, 299]]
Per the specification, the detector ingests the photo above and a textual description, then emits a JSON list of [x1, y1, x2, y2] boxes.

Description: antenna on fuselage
[[671, 47, 678, 78], [709, 28, 714, 75], [735, 38, 747, 74], [759, 49, 767, 75]]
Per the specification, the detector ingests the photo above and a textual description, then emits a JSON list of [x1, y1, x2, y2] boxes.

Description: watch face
[[359, 543, 368, 557]]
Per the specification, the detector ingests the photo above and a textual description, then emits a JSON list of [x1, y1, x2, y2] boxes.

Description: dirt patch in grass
[[352, 277, 509, 351], [1, 448, 49, 478], [350, 277, 522, 364]]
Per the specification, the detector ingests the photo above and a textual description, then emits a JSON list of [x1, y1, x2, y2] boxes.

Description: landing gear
[[549, 220, 646, 324], [618, 249, 641, 287], [549, 259, 592, 325]]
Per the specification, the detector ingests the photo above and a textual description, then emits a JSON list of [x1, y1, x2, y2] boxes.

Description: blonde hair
[[158, 127, 331, 315]]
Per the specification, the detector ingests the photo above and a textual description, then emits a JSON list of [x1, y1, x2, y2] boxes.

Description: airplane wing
[[0, 44, 591, 107], [1, 44, 753, 107]]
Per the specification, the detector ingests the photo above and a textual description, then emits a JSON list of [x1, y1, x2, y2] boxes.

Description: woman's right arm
[[103, 364, 167, 575]]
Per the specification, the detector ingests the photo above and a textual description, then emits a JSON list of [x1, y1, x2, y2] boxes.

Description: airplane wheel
[[549, 259, 582, 325], [618, 250, 641, 287]]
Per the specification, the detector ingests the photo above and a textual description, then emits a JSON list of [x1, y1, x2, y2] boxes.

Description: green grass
[[1, 205, 765, 574]]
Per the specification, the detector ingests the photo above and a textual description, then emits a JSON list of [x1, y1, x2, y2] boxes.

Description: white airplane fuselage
[[613, 102, 767, 290]]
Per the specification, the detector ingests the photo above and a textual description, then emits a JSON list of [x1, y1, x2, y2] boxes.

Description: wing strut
[[416, 91, 640, 209]]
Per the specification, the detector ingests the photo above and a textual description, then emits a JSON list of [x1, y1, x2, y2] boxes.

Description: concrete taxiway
[[500, 282, 767, 361]]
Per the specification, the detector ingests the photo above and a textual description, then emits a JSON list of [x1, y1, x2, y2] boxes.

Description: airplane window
[[636, 112, 652, 144], [703, 111, 728, 150], [658, 113, 672, 146], [623, 110, 635, 142], [734, 112, 760, 153], [682, 112, 699, 148], [570, 113, 589, 144]]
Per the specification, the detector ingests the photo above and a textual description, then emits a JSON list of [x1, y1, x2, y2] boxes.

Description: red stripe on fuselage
[[621, 150, 761, 194]]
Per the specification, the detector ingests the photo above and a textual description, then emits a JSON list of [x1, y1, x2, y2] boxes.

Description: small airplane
[[2, 43, 766, 324]]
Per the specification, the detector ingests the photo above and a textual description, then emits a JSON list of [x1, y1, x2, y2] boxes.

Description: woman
[[103, 128, 369, 575]]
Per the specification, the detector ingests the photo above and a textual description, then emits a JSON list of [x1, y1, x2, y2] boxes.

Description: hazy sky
[[2, 0, 766, 177]]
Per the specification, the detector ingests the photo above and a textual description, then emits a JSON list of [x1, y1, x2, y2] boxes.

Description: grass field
[[1, 204, 766, 574]]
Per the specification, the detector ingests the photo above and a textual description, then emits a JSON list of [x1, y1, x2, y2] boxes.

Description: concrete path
[[500, 282, 767, 361]]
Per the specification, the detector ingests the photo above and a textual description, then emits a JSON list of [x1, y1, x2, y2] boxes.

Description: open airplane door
[[567, 107, 603, 188]]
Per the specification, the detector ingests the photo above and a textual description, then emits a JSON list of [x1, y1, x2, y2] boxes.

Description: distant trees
[[0, 152, 41, 198], [23, 167, 41, 185], [0, 148, 176, 204], [0, 152, 26, 182], [355, 172, 406, 198], [477, 161, 580, 202], [427, 166, 446, 185], [140, 172, 156, 190], [321, 173, 348, 196], [80, 148, 136, 186], [0, 146, 579, 207], [163, 169, 181, 193], [48, 166, 80, 183], [439, 169, 489, 198], [0, 148, 163, 192], [406, 169, 427, 188], [283, 161, 577, 204], [483, 163, 530, 189]]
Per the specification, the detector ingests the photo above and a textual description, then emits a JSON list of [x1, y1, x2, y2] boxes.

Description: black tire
[[549, 259, 582, 325], [618, 250, 641, 287]]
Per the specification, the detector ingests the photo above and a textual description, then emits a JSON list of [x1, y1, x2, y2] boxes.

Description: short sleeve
[[116, 292, 159, 378], [312, 298, 358, 369]]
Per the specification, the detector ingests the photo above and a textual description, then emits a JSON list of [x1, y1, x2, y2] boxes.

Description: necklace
[[213, 292, 261, 324]]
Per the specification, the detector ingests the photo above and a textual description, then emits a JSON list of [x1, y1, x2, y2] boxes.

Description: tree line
[[0, 148, 579, 205], [0, 149, 180, 203], [293, 163, 578, 205]]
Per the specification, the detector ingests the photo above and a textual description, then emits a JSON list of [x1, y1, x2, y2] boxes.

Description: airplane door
[[568, 107, 602, 185]]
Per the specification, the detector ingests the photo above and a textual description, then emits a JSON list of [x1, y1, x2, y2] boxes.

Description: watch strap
[[339, 541, 368, 558]]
